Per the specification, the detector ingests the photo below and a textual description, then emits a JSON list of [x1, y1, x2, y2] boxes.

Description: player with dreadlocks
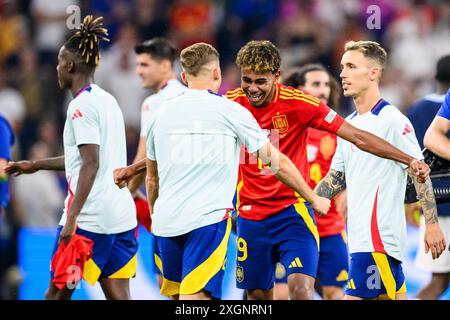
[[6, 16, 138, 300]]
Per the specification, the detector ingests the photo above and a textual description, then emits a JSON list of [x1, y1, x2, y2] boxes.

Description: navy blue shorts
[[345, 252, 406, 299], [236, 201, 319, 290], [154, 218, 231, 299], [51, 226, 138, 285]]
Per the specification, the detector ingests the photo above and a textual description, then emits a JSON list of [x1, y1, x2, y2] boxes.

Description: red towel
[[51, 234, 94, 290], [134, 197, 152, 232]]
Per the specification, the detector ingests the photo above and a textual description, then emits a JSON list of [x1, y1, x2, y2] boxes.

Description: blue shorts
[[275, 230, 349, 287], [345, 252, 406, 300], [236, 202, 319, 290], [51, 226, 138, 285], [154, 218, 231, 299]]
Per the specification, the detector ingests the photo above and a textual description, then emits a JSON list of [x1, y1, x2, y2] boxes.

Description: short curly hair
[[235, 40, 281, 74]]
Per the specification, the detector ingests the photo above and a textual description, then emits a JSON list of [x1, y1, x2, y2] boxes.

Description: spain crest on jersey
[[272, 114, 289, 134]]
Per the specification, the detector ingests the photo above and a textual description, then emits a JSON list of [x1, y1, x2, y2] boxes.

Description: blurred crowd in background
[[0, 0, 449, 299]]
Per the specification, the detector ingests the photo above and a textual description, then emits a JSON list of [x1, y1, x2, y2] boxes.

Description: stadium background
[[0, 0, 449, 299]]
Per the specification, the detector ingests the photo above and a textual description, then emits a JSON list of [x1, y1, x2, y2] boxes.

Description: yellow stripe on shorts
[[372, 252, 396, 300], [180, 218, 232, 295], [293, 201, 320, 249]]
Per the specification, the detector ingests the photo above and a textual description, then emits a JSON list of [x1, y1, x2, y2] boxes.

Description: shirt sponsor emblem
[[241, 205, 251, 211], [324, 109, 337, 124]]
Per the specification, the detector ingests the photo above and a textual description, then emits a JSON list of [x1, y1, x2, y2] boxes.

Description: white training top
[[330, 99, 423, 261], [147, 89, 269, 237], [60, 84, 137, 234], [140, 79, 186, 137]]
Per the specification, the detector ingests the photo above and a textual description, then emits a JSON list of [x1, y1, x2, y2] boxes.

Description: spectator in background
[[406, 55, 450, 300], [168, 0, 216, 49], [31, 0, 79, 65], [13, 142, 64, 228], [96, 22, 147, 132], [0, 66, 25, 159], [135, 0, 169, 40], [0, 1, 28, 66], [0, 112, 20, 300]]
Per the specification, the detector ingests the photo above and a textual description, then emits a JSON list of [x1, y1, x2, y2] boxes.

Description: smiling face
[[302, 70, 331, 104], [135, 53, 169, 91], [339, 49, 382, 98], [241, 69, 280, 107]]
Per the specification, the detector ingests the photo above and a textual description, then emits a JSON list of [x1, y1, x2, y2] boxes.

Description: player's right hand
[[424, 223, 446, 259], [113, 166, 134, 189], [311, 196, 331, 216], [5, 160, 38, 176]]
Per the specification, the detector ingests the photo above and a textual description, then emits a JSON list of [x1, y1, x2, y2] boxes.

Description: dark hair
[[134, 37, 178, 65], [236, 40, 281, 74], [64, 15, 109, 70], [436, 55, 450, 83], [284, 64, 342, 109]]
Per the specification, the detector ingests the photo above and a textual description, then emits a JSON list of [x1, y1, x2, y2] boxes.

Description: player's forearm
[[338, 123, 414, 166], [314, 169, 346, 200], [128, 139, 148, 194], [145, 175, 159, 214], [33, 156, 65, 171], [410, 172, 439, 225], [274, 153, 317, 204], [424, 129, 450, 161], [128, 171, 146, 195]]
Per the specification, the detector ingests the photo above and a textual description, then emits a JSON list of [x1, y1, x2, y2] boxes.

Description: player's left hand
[[424, 223, 446, 259], [59, 220, 77, 245], [113, 166, 134, 188], [409, 159, 430, 183]]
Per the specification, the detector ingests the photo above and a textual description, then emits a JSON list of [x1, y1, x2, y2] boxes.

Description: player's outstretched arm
[[113, 158, 147, 189], [424, 116, 450, 161], [409, 171, 447, 259], [257, 142, 331, 215], [314, 169, 346, 213], [5, 156, 65, 175], [337, 121, 429, 183], [59, 145, 99, 245], [145, 159, 159, 215]]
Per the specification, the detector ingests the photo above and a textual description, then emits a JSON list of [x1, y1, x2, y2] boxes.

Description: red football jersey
[[226, 84, 345, 221], [307, 128, 346, 237]]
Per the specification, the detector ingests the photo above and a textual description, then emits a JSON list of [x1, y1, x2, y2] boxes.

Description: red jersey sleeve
[[307, 101, 345, 134]]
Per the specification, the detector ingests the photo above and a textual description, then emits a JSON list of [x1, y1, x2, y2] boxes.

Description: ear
[[67, 61, 75, 74], [370, 67, 380, 81], [274, 70, 281, 83], [181, 71, 188, 85], [213, 67, 221, 81], [161, 60, 171, 72]]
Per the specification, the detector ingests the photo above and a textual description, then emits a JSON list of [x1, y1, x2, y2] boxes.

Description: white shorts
[[414, 215, 450, 273]]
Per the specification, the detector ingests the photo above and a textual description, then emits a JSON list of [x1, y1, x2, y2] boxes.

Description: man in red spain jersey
[[281, 64, 348, 300], [226, 40, 430, 300]]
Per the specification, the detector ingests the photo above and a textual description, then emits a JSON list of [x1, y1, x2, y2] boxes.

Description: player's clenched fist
[[409, 159, 430, 183], [5, 160, 38, 176], [113, 166, 135, 188], [311, 195, 331, 216]]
